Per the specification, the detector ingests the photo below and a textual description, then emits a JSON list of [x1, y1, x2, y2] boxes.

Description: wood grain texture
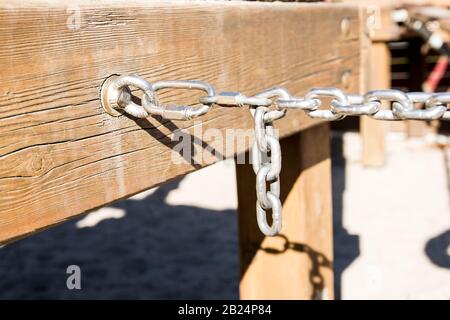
[[237, 124, 333, 300], [0, 1, 360, 244]]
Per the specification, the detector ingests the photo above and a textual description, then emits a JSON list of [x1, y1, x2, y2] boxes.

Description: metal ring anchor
[[100, 74, 153, 118]]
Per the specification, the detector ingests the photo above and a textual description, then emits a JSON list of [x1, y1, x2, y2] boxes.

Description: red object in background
[[423, 55, 448, 92]]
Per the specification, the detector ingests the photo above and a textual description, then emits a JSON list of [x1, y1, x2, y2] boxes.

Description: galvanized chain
[[100, 74, 450, 237], [101, 74, 450, 121], [249, 88, 289, 236]]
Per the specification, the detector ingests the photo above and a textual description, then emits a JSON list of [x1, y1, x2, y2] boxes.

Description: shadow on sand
[[0, 179, 239, 299], [0, 134, 368, 299]]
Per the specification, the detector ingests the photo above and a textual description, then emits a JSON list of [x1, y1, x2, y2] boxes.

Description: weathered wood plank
[[237, 124, 334, 300], [0, 1, 360, 243]]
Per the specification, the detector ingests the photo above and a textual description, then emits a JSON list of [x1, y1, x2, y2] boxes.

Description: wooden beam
[[405, 38, 432, 137], [0, 1, 360, 243], [237, 124, 334, 300], [344, 3, 388, 167]]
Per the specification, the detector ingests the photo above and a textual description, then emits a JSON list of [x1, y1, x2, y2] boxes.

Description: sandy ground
[[0, 132, 448, 299], [334, 132, 450, 299]]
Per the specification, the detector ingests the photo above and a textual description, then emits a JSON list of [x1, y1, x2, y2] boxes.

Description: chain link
[[251, 106, 282, 236], [100, 74, 450, 237]]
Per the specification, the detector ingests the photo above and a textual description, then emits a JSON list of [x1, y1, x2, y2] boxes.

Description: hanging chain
[[100, 74, 450, 237], [249, 88, 288, 236]]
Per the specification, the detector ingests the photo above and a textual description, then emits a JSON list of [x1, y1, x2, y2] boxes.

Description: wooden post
[[236, 124, 334, 300], [406, 38, 434, 137], [361, 42, 390, 167]]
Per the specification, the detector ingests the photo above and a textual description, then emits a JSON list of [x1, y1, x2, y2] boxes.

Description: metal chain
[[100, 74, 450, 237], [249, 88, 289, 236], [101, 74, 450, 121]]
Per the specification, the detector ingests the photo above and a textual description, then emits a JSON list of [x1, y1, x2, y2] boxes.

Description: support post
[[406, 38, 435, 137], [236, 124, 334, 300], [361, 42, 390, 167]]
